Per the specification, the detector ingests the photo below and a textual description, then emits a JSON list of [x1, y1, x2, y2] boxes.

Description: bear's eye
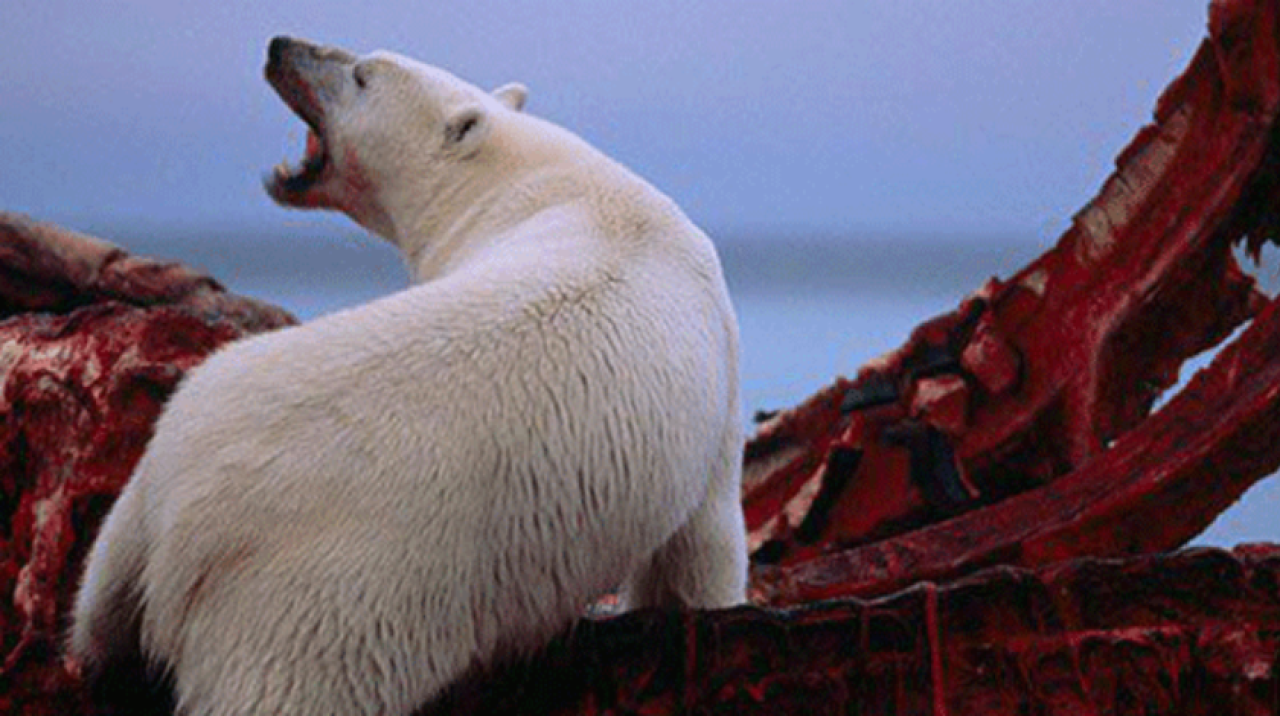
[[353, 64, 371, 90]]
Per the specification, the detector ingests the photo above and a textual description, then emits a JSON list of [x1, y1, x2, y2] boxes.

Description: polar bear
[[68, 36, 746, 715]]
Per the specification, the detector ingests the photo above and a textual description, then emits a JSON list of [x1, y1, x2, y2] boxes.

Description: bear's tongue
[[305, 129, 322, 161]]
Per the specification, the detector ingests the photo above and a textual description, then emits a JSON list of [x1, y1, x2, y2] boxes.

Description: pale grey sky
[[3, 0, 1206, 238]]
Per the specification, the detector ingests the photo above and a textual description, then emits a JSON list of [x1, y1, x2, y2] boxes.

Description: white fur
[[70, 39, 745, 715]]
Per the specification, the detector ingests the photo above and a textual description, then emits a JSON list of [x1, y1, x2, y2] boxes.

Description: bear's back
[[147, 215, 735, 547]]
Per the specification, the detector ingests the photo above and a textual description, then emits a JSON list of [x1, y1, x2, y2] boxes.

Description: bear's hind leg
[[162, 555, 477, 716]]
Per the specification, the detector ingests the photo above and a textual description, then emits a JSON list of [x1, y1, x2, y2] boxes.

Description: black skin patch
[[751, 538, 788, 565], [85, 652, 175, 716], [794, 446, 864, 544], [883, 422, 972, 513], [840, 373, 900, 413], [752, 408, 780, 424]]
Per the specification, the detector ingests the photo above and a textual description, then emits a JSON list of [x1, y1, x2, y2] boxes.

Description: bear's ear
[[443, 105, 491, 155], [492, 83, 528, 112]]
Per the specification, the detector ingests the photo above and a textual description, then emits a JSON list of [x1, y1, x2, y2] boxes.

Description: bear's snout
[[264, 36, 354, 133], [267, 36, 295, 71], [267, 36, 357, 76]]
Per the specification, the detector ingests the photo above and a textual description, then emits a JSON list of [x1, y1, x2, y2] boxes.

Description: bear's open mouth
[[263, 41, 335, 205], [270, 126, 329, 197]]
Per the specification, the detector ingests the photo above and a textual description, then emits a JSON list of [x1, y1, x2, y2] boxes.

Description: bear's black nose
[[268, 36, 295, 69]]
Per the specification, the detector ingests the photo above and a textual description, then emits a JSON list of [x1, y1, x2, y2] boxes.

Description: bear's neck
[[387, 115, 677, 284], [400, 166, 589, 282]]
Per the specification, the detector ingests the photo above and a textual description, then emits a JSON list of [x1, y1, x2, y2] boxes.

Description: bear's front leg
[[619, 449, 748, 610]]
